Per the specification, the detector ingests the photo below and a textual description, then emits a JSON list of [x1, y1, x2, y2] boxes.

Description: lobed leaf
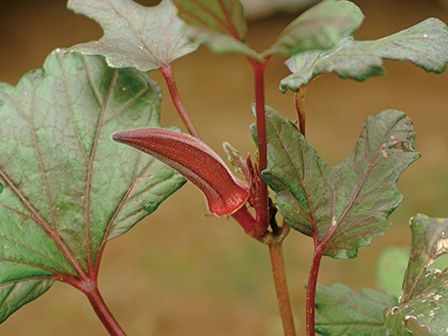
[[262, 107, 420, 258], [0, 280, 53, 323], [280, 18, 448, 92], [266, 0, 364, 57], [173, 0, 263, 61], [68, 0, 199, 72], [385, 215, 448, 335], [316, 283, 397, 336], [186, 29, 262, 60], [0, 49, 185, 320], [173, 0, 247, 38]]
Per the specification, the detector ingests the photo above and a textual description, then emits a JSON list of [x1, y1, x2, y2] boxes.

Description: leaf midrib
[[0, 169, 84, 277], [269, 112, 406, 251], [0, 232, 70, 273], [94, 156, 156, 269], [322, 114, 406, 248], [83, 67, 118, 270], [104, 0, 162, 65], [267, 117, 320, 237], [188, 0, 238, 38]]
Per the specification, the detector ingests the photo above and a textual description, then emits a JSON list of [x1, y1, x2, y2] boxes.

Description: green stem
[[269, 239, 297, 336]]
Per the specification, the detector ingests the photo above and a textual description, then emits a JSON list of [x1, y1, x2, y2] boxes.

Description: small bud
[[113, 129, 249, 216]]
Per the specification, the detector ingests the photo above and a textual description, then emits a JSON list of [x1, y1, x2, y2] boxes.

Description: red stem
[[245, 57, 299, 336], [82, 280, 127, 336], [294, 86, 321, 335], [306, 245, 324, 336], [249, 59, 269, 238], [294, 89, 307, 137], [232, 206, 257, 235], [160, 64, 200, 138]]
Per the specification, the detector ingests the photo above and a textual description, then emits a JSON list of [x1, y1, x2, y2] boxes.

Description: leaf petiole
[[294, 88, 307, 137], [160, 64, 200, 138], [82, 280, 127, 336], [306, 245, 324, 336]]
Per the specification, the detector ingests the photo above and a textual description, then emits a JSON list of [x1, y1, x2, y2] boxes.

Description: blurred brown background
[[0, 0, 447, 335]]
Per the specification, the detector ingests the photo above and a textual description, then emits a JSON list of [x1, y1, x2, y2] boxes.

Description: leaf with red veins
[[172, 0, 263, 61], [262, 107, 420, 259], [0, 50, 185, 322], [173, 0, 247, 39], [68, 0, 199, 72], [113, 129, 249, 217], [266, 0, 364, 57]]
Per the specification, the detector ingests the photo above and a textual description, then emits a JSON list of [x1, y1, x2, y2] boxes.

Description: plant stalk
[[250, 59, 269, 237], [294, 88, 307, 137], [232, 206, 258, 235], [306, 246, 324, 336], [247, 57, 298, 336], [160, 64, 200, 138], [83, 281, 127, 336], [269, 241, 297, 336]]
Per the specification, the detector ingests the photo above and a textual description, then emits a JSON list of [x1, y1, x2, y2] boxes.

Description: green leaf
[[316, 283, 397, 336], [262, 107, 420, 258], [0, 280, 53, 323], [377, 248, 409, 297], [280, 18, 448, 92], [385, 214, 448, 335], [67, 0, 199, 72], [266, 0, 364, 57], [172, 0, 263, 61], [173, 0, 247, 38], [186, 28, 263, 60], [0, 49, 185, 320]]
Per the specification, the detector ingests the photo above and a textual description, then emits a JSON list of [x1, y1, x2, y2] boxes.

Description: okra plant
[[0, 0, 447, 335]]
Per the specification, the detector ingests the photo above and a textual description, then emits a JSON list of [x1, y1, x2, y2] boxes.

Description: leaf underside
[[262, 107, 420, 259], [385, 214, 448, 335], [266, 0, 365, 57], [68, 0, 199, 72], [0, 49, 185, 321], [172, 0, 263, 61], [316, 283, 397, 336], [280, 18, 448, 92], [173, 0, 247, 38]]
